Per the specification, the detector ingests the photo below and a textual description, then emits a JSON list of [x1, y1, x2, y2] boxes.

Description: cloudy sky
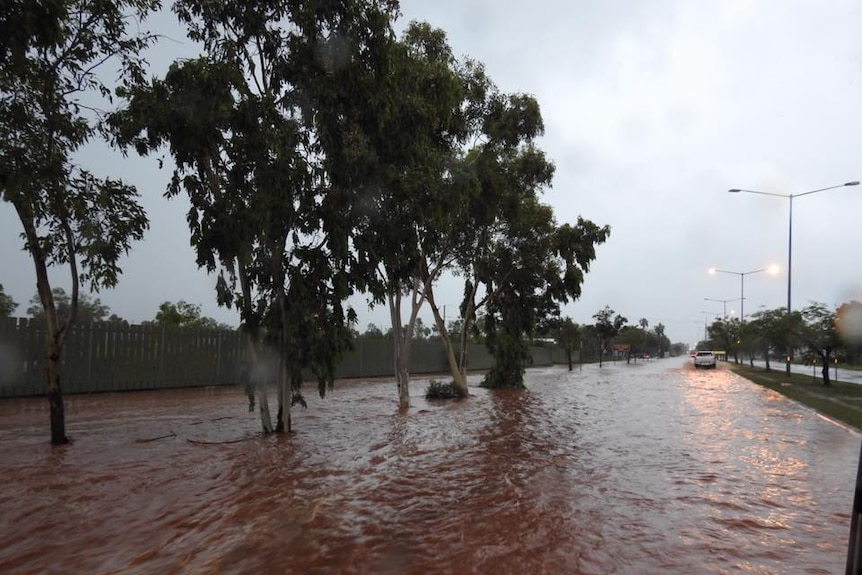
[[3, 0, 862, 346]]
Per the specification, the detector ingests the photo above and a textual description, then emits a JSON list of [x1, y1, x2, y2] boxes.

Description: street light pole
[[701, 311, 719, 341], [708, 267, 777, 322], [729, 181, 859, 375], [704, 297, 742, 320]]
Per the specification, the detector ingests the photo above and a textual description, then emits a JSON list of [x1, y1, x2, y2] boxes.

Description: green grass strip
[[729, 364, 862, 431]]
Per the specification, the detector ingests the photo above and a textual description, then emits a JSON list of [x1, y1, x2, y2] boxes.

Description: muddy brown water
[[0, 357, 857, 574]]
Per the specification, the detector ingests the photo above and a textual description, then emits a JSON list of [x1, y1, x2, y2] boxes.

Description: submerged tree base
[[479, 379, 527, 390], [480, 367, 527, 389], [425, 380, 462, 399]]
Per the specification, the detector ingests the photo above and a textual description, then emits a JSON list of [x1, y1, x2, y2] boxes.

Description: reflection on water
[[0, 358, 856, 574]]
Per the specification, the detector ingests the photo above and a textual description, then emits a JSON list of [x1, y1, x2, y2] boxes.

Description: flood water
[[0, 357, 857, 574]]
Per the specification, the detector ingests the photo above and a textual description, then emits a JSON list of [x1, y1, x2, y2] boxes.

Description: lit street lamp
[[729, 181, 859, 375], [708, 266, 779, 322], [704, 297, 742, 319]]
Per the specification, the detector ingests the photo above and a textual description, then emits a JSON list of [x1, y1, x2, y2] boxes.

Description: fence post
[[216, 330, 222, 383], [159, 326, 166, 384]]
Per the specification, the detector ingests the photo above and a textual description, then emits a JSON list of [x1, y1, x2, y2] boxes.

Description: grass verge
[[729, 364, 862, 431]]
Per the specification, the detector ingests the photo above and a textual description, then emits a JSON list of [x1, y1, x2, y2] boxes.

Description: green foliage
[[0, 0, 157, 443], [481, 308, 531, 389], [617, 326, 647, 360], [707, 318, 741, 360], [152, 300, 228, 329], [593, 306, 627, 365], [798, 302, 843, 385], [669, 342, 689, 356], [0, 284, 18, 317], [454, 80, 609, 387], [111, 1, 402, 425], [746, 307, 802, 369], [544, 316, 581, 351], [652, 323, 669, 356], [362, 323, 386, 339], [1, 0, 156, 294], [2, 0, 153, 338], [26, 288, 113, 324], [425, 379, 461, 399]]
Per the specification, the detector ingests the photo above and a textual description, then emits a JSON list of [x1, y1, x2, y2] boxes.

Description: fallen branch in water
[[186, 437, 254, 445], [189, 416, 235, 426], [136, 431, 177, 443]]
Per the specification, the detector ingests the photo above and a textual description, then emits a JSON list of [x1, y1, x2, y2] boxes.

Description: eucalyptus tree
[[707, 318, 740, 363], [799, 302, 842, 386], [1, 0, 158, 444], [151, 300, 229, 329], [652, 323, 668, 357], [747, 307, 802, 371], [554, 317, 581, 371], [617, 325, 645, 363], [579, 324, 600, 362], [423, 64, 610, 391], [0, 285, 17, 317], [479, 206, 609, 388], [349, 21, 469, 408], [536, 314, 581, 371], [26, 289, 112, 325], [112, 0, 398, 430], [593, 306, 627, 367]]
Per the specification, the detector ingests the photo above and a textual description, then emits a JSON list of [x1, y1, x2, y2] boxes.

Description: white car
[[693, 351, 716, 369]]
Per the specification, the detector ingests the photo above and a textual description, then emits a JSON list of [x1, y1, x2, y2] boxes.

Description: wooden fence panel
[[0, 318, 567, 398]]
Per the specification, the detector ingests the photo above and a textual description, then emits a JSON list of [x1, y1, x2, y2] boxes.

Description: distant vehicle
[[693, 351, 716, 369]]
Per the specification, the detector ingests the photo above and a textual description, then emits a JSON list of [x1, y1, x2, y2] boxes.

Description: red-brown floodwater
[[0, 357, 857, 574]]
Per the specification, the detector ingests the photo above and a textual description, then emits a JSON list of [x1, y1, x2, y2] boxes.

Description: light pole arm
[[728, 188, 788, 198], [795, 182, 859, 197]]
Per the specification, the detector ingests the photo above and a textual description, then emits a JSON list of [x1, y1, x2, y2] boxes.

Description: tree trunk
[[388, 292, 410, 409], [427, 298, 468, 397], [275, 359, 291, 433], [566, 348, 572, 371], [17, 206, 72, 445], [258, 387, 274, 432], [237, 260, 272, 433], [822, 360, 831, 387], [247, 337, 273, 433], [47, 342, 68, 445], [765, 352, 771, 371]]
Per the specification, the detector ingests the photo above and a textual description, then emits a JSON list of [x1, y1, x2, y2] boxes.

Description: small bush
[[425, 379, 460, 399]]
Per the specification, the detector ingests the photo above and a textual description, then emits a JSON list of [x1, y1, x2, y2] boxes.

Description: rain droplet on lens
[[837, 301, 862, 347]]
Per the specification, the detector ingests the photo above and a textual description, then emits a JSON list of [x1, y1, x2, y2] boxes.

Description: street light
[[704, 297, 743, 319], [708, 266, 779, 322], [729, 181, 859, 374], [700, 311, 720, 341]]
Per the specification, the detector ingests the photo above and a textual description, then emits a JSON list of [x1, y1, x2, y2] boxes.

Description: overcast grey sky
[[3, 0, 862, 346]]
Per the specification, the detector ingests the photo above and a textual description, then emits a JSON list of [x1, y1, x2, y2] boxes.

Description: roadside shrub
[[425, 379, 460, 399]]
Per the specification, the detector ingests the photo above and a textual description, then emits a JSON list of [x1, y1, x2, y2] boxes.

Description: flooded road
[[0, 357, 857, 574]]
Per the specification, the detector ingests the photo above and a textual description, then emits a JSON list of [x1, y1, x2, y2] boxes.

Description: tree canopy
[[593, 306, 627, 367], [26, 288, 113, 325], [1, 0, 159, 444], [151, 300, 230, 330], [0, 284, 18, 317]]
